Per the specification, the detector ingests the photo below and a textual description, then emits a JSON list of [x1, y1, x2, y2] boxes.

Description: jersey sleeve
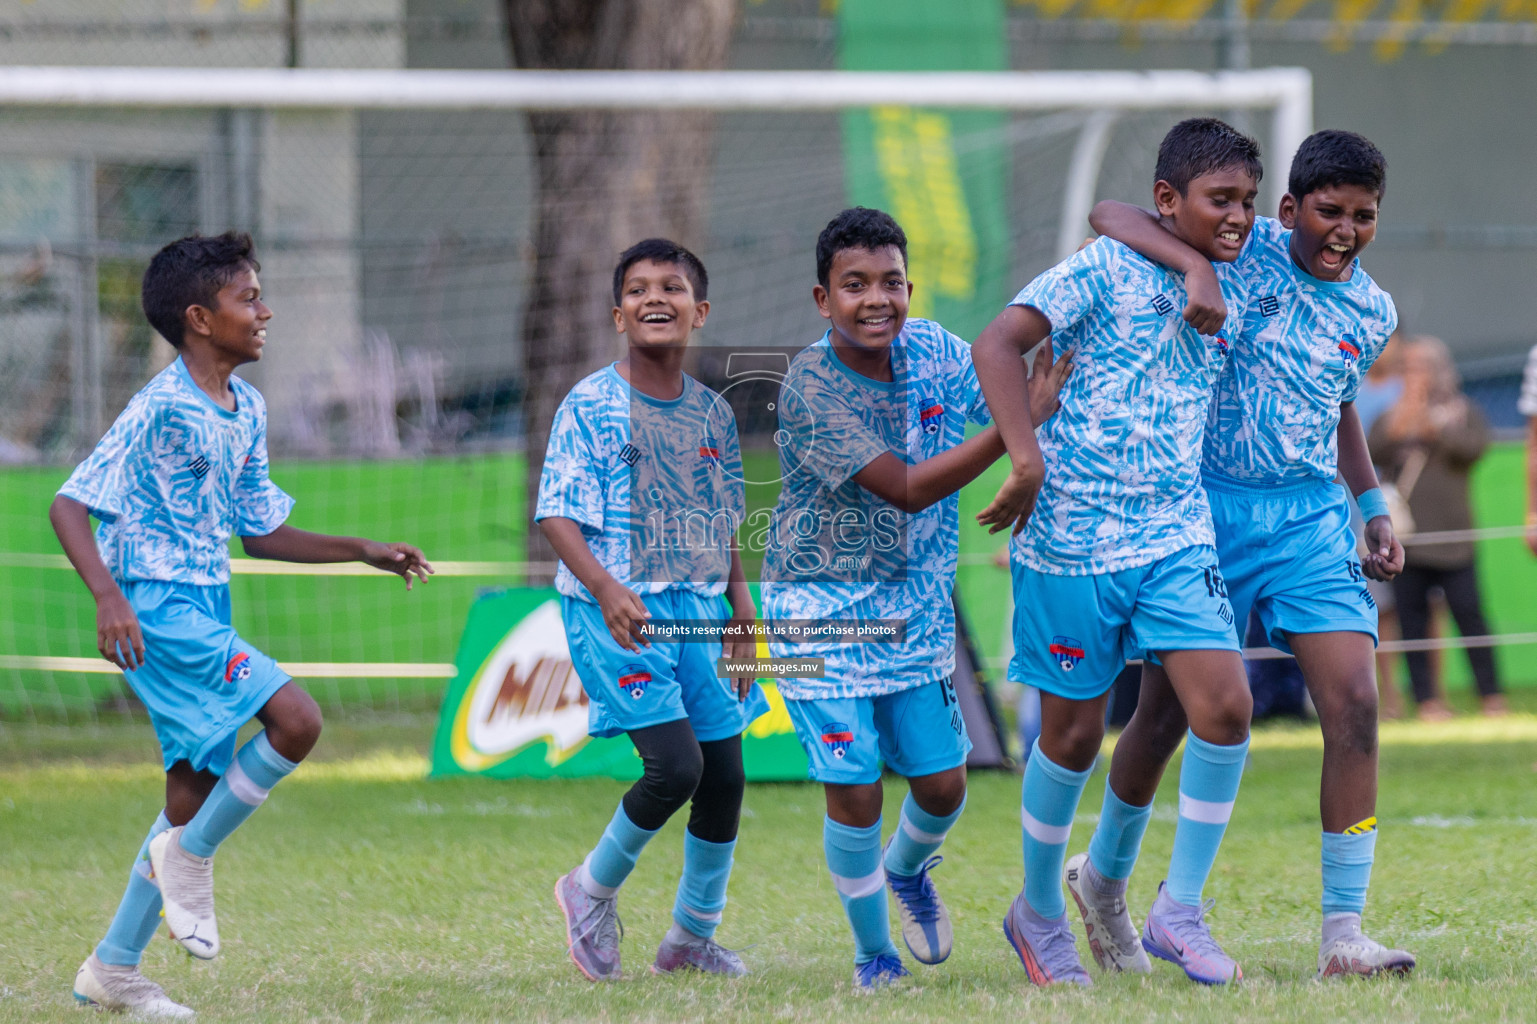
[[786, 371, 891, 490], [1214, 263, 1253, 343], [947, 328, 992, 427], [233, 395, 295, 536], [1241, 216, 1286, 264], [1344, 292, 1400, 403], [56, 393, 155, 522], [1008, 241, 1110, 335], [534, 392, 606, 531]]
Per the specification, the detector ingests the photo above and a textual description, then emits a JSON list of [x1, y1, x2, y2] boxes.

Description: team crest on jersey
[[698, 436, 721, 464], [618, 443, 642, 467], [1048, 636, 1085, 672], [224, 652, 252, 683], [919, 402, 944, 435], [1338, 337, 1361, 368], [820, 722, 854, 759], [188, 453, 211, 480], [1151, 293, 1175, 316], [617, 663, 652, 700]]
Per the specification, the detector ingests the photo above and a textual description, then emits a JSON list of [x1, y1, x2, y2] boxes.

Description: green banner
[[837, 0, 1010, 341], [429, 588, 809, 781]]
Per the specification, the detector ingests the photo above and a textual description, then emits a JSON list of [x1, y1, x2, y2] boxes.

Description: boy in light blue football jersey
[[54, 232, 432, 1017], [1089, 130, 1415, 979], [973, 119, 1264, 988], [539, 239, 768, 983], [761, 207, 1067, 990]]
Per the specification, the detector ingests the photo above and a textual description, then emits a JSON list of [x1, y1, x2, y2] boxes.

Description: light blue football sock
[[1321, 826, 1377, 916], [1166, 731, 1249, 907], [825, 816, 899, 965], [95, 812, 172, 966], [1021, 739, 1092, 920], [673, 829, 735, 939], [579, 804, 657, 898], [884, 792, 965, 877], [1088, 783, 1154, 885], [179, 731, 297, 859]]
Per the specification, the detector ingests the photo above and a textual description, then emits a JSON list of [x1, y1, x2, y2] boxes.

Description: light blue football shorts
[[1206, 474, 1379, 655], [784, 677, 972, 785], [120, 581, 291, 776], [1009, 543, 1239, 701], [562, 589, 768, 742]]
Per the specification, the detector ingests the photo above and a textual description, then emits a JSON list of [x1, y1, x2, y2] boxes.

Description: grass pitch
[[3, 695, 1535, 1023]]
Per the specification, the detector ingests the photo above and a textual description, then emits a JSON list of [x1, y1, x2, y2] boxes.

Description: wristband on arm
[[1356, 487, 1390, 523]]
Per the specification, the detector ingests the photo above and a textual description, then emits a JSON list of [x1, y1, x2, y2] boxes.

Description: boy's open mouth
[[1318, 242, 1352, 271], [639, 312, 675, 324]]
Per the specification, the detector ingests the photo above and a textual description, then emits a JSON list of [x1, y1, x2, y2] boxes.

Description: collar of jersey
[[1269, 228, 1359, 294], [819, 328, 904, 392], [604, 361, 692, 408], [173, 357, 242, 420]]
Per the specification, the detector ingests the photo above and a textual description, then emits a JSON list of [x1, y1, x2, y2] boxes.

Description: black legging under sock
[[621, 720, 745, 844]]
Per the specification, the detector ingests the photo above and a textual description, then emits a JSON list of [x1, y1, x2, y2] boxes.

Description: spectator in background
[[1368, 336, 1506, 719], [1522, 342, 1537, 557]]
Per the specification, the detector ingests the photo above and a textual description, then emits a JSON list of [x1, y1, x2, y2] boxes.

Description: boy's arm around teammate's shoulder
[[1089, 200, 1229, 336]]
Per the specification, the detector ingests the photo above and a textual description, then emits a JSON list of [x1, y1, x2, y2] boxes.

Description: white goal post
[[0, 64, 1311, 265]]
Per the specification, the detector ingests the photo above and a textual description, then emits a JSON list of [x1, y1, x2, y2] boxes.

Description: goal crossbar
[[0, 66, 1310, 115], [0, 65, 1312, 264]]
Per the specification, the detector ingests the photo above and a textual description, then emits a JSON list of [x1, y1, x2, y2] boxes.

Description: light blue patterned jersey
[[1204, 216, 1398, 485], [535, 364, 745, 603], [760, 319, 991, 699], [57, 357, 294, 586], [1010, 237, 1244, 576]]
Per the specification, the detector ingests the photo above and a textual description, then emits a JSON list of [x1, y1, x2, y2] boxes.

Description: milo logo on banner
[[439, 594, 593, 775]]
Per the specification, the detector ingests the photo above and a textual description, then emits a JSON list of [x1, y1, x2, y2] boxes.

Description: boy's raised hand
[[595, 578, 651, 652], [1025, 339, 1073, 427], [360, 541, 435, 590], [1361, 516, 1405, 581], [97, 591, 146, 670]]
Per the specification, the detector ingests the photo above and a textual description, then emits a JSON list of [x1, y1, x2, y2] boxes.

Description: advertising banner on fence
[[429, 588, 810, 781]]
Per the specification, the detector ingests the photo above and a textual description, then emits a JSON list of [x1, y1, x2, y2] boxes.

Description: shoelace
[[888, 856, 944, 923], [165, 845, 215, 916], [1033, 915, 1089, 979], [857, 952, 908, 985], [688, 938, 745, 972], [572, 894, 624, 952], [1168, 898, 1227, 961]]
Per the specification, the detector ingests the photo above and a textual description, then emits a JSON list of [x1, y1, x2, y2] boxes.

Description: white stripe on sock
[[678, 903, 724, 924], [830, 865, 886, 899], [224, 761, 270, 808], [1178, 793, 1235, 825], [1021, 808, 1072, 845], [900, 815, 948, 845]]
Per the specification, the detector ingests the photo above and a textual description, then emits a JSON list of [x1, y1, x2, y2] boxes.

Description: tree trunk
[[507, 0, 737, 581]]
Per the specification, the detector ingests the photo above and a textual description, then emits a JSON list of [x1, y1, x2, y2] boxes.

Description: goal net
[[0, 66, 1311, 723]]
